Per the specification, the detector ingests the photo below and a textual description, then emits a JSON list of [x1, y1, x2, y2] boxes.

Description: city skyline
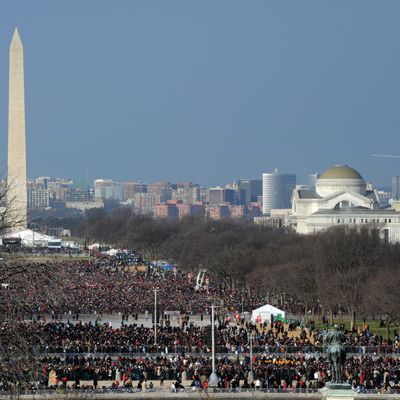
[[24, 166, 394, 191], [0, 2, 400, 186]]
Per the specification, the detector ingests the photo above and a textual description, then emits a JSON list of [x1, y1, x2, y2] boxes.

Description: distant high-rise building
[[262, 169, 296, 214], [200, 187, 208, 203], [94, 179, 113, 195], [94, 179, 124, 201], [175, 202, 205, 219], [65, 188, 92, 202], [392, 176, 400, 200], [207, 187, 224, 205], [7, 28, 27, 230], [35, 176, 50, 189], [172, 184, 200, 204], [118, 182, 147, 201], [206, 204, 231, 220], [377, 190, 391, 205], [207, 187, 235, 205], [308, 173, 320, 191], [148, 182, 172, 203], [27, 189, 49, 209], [153, 202, 179, 219], [47, 178, 73, 188], [132, 192, 159, 215], [224, 189, 235, 204], [229, 205, 247, 218], [237, 179, 262, 205]]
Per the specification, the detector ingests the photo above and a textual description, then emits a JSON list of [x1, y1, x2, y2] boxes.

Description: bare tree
[[366, 264, 400, 340], [315, 226, 380, 329], [0, 178, 27, 234], [0, 260, 67, 393]]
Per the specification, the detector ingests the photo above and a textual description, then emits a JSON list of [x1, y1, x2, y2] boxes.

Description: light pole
[[154, 288, 158, 346], [283, 292, 286, 314], [208, 304, 219, 387], [248, 333, 254, 383]]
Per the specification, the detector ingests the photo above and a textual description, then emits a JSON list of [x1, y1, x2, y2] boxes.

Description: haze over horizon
[[0, 1, 399, 187]]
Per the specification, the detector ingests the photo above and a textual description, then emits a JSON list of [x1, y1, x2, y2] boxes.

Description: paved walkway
[[41, 313, 217, 328], [1, 393, 320, 400], [6, 390, 400, 400]]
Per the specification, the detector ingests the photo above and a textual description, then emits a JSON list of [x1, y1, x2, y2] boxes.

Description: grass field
[[27, 255, 91, 262], [314, 318, 395, 339]]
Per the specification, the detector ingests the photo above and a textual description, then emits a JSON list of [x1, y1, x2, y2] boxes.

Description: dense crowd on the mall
[[2, 258, 269, 315], [35, 353, 400, 391], [2, 319, 400, 355], [3, 351, 400, 393], [0, 318, 399, 393], [1, 255, 400, 393]]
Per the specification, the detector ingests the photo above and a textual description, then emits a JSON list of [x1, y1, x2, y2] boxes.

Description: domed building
[[290, 165, 400, 242], [315, 165, 366, 197]]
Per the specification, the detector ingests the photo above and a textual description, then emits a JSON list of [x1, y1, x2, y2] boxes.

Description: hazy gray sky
[[0, 1, 399, 187]]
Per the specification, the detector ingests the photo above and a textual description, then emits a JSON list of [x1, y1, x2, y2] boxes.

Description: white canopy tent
[[105, 248, 118, 256], [251, 304, 286, 324], [1, 229, 56, 247]]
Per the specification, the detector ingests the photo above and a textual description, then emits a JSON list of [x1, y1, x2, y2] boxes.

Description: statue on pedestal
[[324, 326, 347, 384]]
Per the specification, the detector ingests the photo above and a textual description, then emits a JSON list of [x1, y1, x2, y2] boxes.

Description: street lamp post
[[283, 292, 286, 314], [248, 333, 254, 383], [208, 304, 219, 387]]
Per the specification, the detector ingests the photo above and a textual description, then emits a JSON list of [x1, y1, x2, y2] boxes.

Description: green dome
[[319, 165, 363, 180]]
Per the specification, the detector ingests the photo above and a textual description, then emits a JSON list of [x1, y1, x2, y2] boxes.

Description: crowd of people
[[2, 319, 400, 356], [3, 352, 400, 393], [2, 259, 266, 316], [2, 256, 400, 393]]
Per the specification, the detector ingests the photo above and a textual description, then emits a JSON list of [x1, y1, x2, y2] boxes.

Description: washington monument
[[7, 28, 27, 230]]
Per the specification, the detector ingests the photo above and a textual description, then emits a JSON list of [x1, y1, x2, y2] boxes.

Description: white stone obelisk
[[7, 28, 27, 230]]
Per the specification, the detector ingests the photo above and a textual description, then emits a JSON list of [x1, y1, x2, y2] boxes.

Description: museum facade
[[256, 165, 400, 243]]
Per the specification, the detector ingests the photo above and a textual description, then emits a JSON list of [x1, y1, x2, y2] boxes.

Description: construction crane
[[371, 154, 400, 159]]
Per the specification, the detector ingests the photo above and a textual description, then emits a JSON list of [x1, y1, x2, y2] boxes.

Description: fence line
[[34, 345, 400, 357]]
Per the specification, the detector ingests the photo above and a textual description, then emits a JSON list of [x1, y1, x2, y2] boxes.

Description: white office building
[[262, 170, 296, 215]]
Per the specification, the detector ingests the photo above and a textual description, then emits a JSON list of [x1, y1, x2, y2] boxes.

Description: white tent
[[1, 229, 56, 247], [251, 304, 286, 324], [105, 248, 118, 256]]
